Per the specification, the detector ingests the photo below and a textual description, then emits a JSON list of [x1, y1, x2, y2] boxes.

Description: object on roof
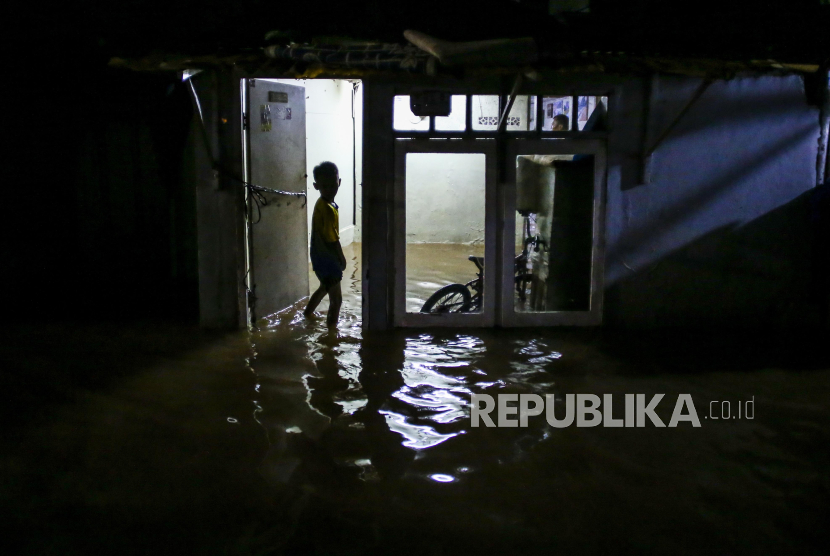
[[264, 42, 433, 72], [403, 30, 538, 67]]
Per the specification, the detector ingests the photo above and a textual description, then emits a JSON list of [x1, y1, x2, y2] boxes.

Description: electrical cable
[[185, 74, 307, 223]]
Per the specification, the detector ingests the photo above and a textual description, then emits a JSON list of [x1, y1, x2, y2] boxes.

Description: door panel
[[501, 140, 606, 326], [394, 140, 497, 327], [245, 79, 308, 322]]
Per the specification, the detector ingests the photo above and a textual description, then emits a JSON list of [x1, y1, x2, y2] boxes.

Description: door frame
[[393, 139, 498, 327], [500, 139, 607, 326]]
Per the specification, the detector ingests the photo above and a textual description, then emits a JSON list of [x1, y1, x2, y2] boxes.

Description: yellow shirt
[[312, 197, 339, 243]]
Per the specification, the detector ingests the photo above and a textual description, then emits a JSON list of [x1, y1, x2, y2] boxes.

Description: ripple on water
[[246, 244, 830, 556]]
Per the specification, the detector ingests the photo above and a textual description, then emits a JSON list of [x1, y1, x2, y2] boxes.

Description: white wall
[[353, 83, 363, 243], [269, 79, 362, 247], [468, 95, 531, 130], [395, 97, 525, 245], [405, 153, 486, 244]]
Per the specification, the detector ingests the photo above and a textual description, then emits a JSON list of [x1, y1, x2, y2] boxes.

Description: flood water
[[3, 243, 829, 555], [405, 243, 485, 312]]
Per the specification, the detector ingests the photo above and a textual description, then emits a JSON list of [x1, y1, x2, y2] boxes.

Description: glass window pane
[[506, 95, 535, 131], [528, 95, 537, 131], [541, 96, 573, 131], [577, 96, 608, 131], [471, 95, 499, 131], [394, 95, 429, 131], [406, 153, 486, 314], [434, 95, 467, 131], [514, 154, 594, 312]]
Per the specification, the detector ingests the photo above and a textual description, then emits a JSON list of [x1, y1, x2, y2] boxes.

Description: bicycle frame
[[453, 239, 534, 313]]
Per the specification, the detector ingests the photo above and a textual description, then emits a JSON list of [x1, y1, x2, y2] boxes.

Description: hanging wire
[[223, 172, 306, 224], [185, 74, 306, 225]]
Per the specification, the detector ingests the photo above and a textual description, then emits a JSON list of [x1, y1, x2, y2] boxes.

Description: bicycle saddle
[[468, 255, 484, 270]]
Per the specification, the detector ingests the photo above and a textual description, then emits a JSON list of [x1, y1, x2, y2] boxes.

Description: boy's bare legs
[[326, 282, 342, 327], [304, 283, 328, 316], [304, 280, 342, 327]]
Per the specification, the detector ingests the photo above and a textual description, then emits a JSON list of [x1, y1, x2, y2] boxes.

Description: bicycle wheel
[[421, 284, 472, 313]]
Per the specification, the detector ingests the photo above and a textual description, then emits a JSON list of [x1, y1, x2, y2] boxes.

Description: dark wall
[[587, 0, 827, 62], [6, 1, 828, 327], [605, 74, 825, 327], [3, 65, 199, 322]]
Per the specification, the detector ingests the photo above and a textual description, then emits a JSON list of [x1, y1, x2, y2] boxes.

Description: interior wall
[[354, 84, 364, 244], [468, 95, 531, 131], [405, 153, 486, 244], [361, 75, 824, 330], [270, 79, 361, 247], [605, 74, 822, 327]]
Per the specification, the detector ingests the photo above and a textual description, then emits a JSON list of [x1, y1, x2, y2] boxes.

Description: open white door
[[245, 79, 308, 323]]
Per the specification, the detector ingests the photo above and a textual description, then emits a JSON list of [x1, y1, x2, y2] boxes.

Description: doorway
[[394, 140, 497, 327], [501, 140, 606, 326], [390, 93, 607, 327], [242, 78, 363, 326]]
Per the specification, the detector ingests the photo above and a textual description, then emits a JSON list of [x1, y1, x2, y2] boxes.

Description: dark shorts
[[315, 270, 342, 290], [312, 256, 342, 290], [311, 248, 342, 290]]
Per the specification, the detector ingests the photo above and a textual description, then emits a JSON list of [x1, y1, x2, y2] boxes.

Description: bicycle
[[420, 219, 541, 314]]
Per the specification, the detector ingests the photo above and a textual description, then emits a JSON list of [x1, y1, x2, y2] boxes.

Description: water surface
[[2, 243, 828, 555]]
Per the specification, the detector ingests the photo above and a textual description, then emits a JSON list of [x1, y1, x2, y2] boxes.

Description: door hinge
[[242, 113, 249, 130]]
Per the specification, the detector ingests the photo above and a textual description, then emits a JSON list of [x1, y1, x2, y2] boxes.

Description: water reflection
[[252, 244, 574, 487], [202, 244, 812, 554], [7, 244, 826, 553]]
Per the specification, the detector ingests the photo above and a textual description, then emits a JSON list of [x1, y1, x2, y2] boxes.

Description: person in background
[[551, 114, 569, 131]]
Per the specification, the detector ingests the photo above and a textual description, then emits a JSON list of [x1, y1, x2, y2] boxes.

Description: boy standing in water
[[304, 161, 347, 327]]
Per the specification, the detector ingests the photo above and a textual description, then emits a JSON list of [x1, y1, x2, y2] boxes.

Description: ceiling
[[24, 0, 830, 70]]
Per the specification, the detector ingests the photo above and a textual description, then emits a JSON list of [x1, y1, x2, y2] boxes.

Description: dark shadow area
[[598, 327, 830, 376], [17, 1, 830, 65], [607, 185, 827, 329], [548, 157, 594, 310], [0, 320, 229, 430], [3, 68, 199, 323], [0, 320, 272, 556]]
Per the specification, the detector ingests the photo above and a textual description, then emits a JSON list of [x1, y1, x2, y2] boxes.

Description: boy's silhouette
[[304, 161, 347, 327]]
